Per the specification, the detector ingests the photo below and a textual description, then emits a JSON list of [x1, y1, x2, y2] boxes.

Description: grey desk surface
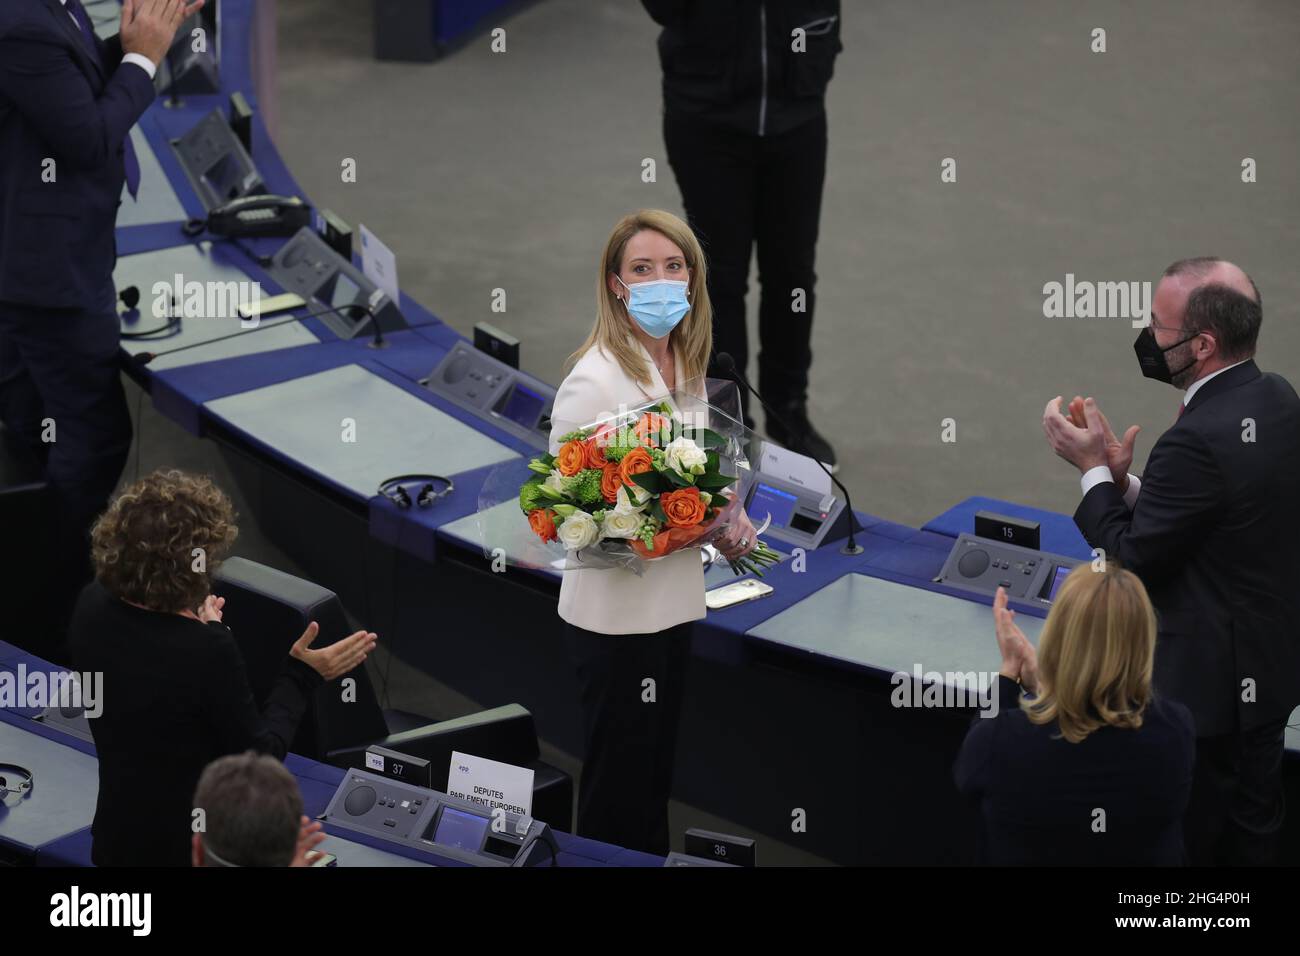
[[116, 126, 188, 227], [317, 834, 431, 868], [0, 722, 98, 852], [115, 242, 320, 370], [748, 572, 1042, 681], [205, 365, 520, 499]]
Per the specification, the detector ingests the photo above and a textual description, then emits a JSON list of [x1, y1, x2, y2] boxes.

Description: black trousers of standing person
[[0, 278, 132, 660], [1184, 716, 1289, 865], [564, 621, 692, 857], [663, 108, 829, 425]]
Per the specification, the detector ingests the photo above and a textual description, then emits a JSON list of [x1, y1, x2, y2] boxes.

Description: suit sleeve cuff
[[1121, 474, 1141, 510], [121, 52, 157, 80], [1079, 464, 1113, 497]]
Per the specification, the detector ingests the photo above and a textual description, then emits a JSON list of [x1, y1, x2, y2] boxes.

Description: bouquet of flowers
[[476, 380, 782, 577]]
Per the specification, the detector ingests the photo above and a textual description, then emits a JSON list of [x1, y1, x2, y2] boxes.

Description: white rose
[[601, 509, 644, 539], [556, 510, 598, 550], [663, 436, 707, 476], [613, 483, 649, 514]]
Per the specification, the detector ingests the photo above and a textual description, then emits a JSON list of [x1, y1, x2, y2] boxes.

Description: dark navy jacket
[[1074, 361, 1300, 736], [0, 0, 155, 309]]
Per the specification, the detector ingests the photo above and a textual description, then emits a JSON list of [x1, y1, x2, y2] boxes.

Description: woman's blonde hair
[[565, 209, 713, 388], [1022, 564, 1157, 743]]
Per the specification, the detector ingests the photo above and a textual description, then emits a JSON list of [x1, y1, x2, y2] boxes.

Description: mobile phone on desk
[[706, 578, 774, 610]]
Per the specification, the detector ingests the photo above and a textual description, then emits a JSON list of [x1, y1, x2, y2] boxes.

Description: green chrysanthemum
[[519, 480, 547, 514], [570, 468, 605, 506]]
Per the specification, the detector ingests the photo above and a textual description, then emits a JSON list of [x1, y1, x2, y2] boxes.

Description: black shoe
[[764, 400, 838, 473]]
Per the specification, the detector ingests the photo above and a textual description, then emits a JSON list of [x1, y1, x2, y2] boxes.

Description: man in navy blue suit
[[0, 0, 201, 654]]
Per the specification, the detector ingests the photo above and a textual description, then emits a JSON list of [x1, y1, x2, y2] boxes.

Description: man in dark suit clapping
[[0, 0, 201, 654], [1042, 257, 1300, 865]]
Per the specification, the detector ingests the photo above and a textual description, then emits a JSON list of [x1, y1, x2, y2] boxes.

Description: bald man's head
[[1164, 256, 1260, 305], [1154, 257, 1263, 365]]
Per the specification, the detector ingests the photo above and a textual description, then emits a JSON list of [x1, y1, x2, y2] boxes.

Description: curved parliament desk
[[95, 1, 1299, 866]]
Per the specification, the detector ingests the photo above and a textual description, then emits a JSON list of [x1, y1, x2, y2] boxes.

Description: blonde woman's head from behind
[[1022, 564, 1157, 742]]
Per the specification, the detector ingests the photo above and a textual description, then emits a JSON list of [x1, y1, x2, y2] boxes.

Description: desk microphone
[[715, 351, 863, 555], [131, 301, 388, 366]]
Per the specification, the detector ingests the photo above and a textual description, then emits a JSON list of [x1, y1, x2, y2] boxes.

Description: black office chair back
[[212, 556, 388, 759]]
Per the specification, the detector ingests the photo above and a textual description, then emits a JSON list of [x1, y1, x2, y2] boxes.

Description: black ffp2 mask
[[1134, 326, 1198, 384]]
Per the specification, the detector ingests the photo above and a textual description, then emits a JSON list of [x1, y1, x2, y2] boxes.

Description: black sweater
[[954, 676, 1196, 866], [68, 581, 323, 866]]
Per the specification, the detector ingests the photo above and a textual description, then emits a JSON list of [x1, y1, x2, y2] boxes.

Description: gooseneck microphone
[[131, 301, 388, 366], [715, 351, 863, 555]]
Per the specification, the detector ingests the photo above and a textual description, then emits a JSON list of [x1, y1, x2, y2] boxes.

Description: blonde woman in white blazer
[[550, 210, 757, 855]]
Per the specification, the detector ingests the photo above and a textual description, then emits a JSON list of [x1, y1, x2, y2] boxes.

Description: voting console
[[321, 769, 558, 867], [936, 532, 1083, 606], [421, 344, 557, 451]]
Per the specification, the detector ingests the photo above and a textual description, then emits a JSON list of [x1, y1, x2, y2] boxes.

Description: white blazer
[[548, 338, 707, 635]]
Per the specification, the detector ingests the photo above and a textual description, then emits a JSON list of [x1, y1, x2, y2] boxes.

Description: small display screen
[[329, 273, 367, 322], [1045, 565, 1072, 601], [432, 807, 489, 851], [202, 153, 246, 201], [497, 382, 545, 427], [789, 512, 823, 535], [748, 483, 798, 529]]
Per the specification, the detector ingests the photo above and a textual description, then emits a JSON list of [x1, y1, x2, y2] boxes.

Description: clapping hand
[[993, 586, 1039, 695], [290, 621, 377, 681], [290, 815, 327, 867], [1067, 395, 1140, 494], [121, 0, 207, 67]]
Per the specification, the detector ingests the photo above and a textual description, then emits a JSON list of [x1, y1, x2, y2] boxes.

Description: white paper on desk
[[359, 224, 400, 309], [446, 751, 534, 817], [759, 441, 832, 497]]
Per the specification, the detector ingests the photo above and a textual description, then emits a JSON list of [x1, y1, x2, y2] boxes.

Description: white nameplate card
[[446, 751, 534, 817]]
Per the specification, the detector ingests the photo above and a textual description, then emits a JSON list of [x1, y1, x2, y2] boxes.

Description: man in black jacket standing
[[1042, 257, 1300, 865], [643, 1, 842, 469]]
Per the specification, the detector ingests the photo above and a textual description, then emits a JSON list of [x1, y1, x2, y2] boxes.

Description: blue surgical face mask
[[616, 276, 690, 339]]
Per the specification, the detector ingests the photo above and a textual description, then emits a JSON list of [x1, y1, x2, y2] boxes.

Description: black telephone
[[186, 194, 313, 239]]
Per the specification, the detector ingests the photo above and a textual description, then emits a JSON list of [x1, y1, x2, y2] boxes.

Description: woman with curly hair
[[68, 469, 377, 866]]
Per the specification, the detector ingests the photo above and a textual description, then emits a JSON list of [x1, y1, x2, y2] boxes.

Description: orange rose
[[634, 412, 669, 447], [661, 486, 707, 528], [528, 508, 557, 542], [557, 439, 586, 477], [618, 446, 654, 490], [599, 462, 623, 503], [582, 437, 607, 469]]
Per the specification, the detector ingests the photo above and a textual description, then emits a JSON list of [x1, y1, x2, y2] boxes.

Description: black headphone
[[0, 763, 34, 803], [378, 474, 454, 510]]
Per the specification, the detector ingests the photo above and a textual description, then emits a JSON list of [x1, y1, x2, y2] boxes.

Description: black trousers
[[1184, 716, 1288, 865], [563, 621, 691, 856], [664, 108, 829, 423], [0, 281, 132, 656]]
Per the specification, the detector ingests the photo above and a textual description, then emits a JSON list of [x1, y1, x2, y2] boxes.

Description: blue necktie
[[66, 0, 141, 199]]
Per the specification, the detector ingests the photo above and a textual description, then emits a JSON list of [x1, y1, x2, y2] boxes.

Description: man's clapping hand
[[120, 0, 206, 67], [1066, 395, 1140, 494]]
